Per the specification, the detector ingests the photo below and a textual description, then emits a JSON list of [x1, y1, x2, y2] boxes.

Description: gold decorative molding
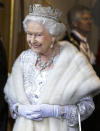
[[31, 0, 53, 6], [9, 0, 15, 72]]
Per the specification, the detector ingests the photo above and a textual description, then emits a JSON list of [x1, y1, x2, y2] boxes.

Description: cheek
[[27, 35, 30, 42], [81, 21, 88, 27], [26, 36, 31, 47], [37, 36, 48, 44], [43, 35, 52, 44], [41, 38, 50, 49], [82, 23, 89, 29], [39, 37, 45, 42]]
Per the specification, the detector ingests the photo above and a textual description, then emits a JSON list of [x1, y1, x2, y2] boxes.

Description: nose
[[30, 35, 36, 44], [88, 18, 92, 23], [88, 17, 93, 23]]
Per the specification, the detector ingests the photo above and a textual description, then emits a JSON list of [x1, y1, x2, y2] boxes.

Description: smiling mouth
[[33, 44, 41, 48]]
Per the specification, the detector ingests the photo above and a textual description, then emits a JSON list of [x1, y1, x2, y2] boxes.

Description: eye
[[36, 33, 42, 36], [27, 32, 33, 36]]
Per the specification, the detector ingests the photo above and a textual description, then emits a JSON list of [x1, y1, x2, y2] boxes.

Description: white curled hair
[[23, 15, 67, 40]]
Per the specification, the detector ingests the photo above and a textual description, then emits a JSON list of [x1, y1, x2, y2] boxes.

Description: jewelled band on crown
[[29, 4, 62, 22]]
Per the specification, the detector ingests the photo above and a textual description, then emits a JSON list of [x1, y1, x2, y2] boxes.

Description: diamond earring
[[50, 40, 55, 48], [50, 43, 53, 48]]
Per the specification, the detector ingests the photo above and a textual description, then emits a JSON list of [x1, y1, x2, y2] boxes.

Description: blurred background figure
[[64, 5, 96, 65], [63, 4, 100, 78]]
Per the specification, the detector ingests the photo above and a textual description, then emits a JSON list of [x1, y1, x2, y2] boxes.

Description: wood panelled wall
[[0, 0, 10, 68]]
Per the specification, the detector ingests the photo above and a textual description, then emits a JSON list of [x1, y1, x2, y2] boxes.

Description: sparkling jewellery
[[29, 4, 62, 22], [37, 49, 56, 71]]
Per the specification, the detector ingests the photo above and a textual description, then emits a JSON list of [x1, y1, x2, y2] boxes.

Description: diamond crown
[[29, 4, 62, 22]]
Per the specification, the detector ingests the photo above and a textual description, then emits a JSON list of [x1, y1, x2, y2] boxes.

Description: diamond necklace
[[37, 49, 56, 71]]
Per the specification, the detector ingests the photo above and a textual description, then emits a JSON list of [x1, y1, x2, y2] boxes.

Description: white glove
[[39, 104, 75, 119], [12, 103, 43, 121], [12, 103, 70, 120], [39, 104, 61, 118]]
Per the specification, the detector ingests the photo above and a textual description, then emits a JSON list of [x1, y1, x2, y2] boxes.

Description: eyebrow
[[27, 31, 43, 33]]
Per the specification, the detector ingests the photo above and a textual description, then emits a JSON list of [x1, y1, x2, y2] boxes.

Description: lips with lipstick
[[29, 42, 42, 48]]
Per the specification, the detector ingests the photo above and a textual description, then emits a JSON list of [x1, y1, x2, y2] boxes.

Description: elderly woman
[[4, 4, 100, 131]]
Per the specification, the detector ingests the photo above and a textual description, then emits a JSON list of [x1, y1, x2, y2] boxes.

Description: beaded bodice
[[19, 49, 60, 104]]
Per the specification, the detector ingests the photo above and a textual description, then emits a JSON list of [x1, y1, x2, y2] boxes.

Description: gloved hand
[[12, 103, 43, 121], [12, 103, 69, 120], [19, 104, 61, 119]]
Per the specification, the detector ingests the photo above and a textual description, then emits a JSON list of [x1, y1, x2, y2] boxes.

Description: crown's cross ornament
[[29, 4, 62, 22]]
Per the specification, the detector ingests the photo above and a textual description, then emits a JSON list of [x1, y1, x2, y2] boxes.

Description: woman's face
[[26, 21, 53, 55]]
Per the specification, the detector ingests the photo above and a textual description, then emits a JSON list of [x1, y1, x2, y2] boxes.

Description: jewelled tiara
[[29, 4, 62, 22]]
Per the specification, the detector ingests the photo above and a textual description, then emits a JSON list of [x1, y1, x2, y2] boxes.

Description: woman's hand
[[12, 103, 62, 120], [12, 103, 42, 121]]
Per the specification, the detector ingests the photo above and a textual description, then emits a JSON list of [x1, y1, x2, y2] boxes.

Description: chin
[[86, 29, 91, 33], [31, 48, 46, 55], [87, 27, 92, 32], [84, 28, 91, 33], [31, 48, 40, 54]]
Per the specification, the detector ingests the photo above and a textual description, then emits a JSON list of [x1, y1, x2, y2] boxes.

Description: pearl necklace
[[37, 49, 56, 71]]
